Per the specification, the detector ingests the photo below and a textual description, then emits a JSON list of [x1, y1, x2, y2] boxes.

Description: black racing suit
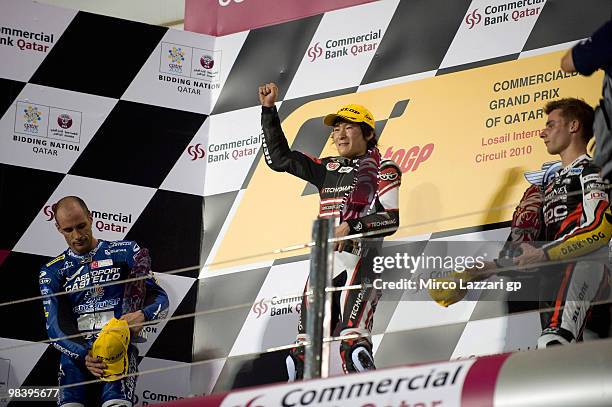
[[538, 154, 612, 347], [261, 105, 401, 375]]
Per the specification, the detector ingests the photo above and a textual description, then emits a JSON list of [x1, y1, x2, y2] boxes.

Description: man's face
[[55, 203, 96, 254], [540, 109, 572, 155], [331, 121, 372, 158]]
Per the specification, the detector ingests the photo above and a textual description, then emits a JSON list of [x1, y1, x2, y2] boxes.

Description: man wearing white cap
[[259, 83, 401, 378]]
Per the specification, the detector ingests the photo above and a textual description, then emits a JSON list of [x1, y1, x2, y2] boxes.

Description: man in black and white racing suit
[[515, 98, 612, 348], [258, 83, 401, 378]]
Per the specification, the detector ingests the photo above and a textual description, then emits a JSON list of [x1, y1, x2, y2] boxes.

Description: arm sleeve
[[543, 169, 612, 260], [345, 162, 401, 237], [142, 274, 169, 322], [572, 20, 612, 76], [39, 266, 89, 361], [261, 105, 326, 188], [125, 243, 169, 322], [496, 184, 544, 265]]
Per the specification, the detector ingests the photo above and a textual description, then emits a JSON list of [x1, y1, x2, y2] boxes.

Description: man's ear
[[569, 119, 580, 134], [365, 129, 375, 142]]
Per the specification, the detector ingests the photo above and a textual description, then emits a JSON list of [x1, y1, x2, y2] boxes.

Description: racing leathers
[[261, 105, 401, 376], [537, 154, 612, 347], [39, 240, 169, 407]]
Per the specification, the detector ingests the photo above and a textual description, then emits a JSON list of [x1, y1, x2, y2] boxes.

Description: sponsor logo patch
[[326, 162, 341, 171], [91, 259, 113, 269]]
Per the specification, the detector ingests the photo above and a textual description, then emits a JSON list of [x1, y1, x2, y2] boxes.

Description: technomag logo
[[251, 296, 302, 319], [307, 29, 381, 62], [465, 0, 544, 28], [43, 205, 133, 233]]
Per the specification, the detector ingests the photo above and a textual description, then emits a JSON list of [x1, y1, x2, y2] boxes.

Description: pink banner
[[163, 355, 513, 406], [461, 353, 512, 407], [184, 0, 377, 36]]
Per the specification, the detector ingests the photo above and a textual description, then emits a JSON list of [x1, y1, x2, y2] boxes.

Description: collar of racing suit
[[68, 240, 103, 264]]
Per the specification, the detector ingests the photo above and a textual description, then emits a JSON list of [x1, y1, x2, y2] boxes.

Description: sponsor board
[[229, 260, 309, 357], [13, 101, 82, 155], [13, 175, 156, 257], [202, 106, 263, 196], [285, 0, 398, 100], [159, 41, 222, 91], [0, 84, 116, 173], [122, 29, 248, 115], [220, 359, 473, 407], [0, 0, 76, 81], [441, 0, 548, 69], [211, 50, 604, 269]]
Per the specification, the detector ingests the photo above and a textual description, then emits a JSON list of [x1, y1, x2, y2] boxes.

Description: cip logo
[[187, 144, 206, 161], [251, 298, 268, 319], [57, 113, 73, 129], [43, 205, 55, 221], [307, 42, 323, 62], [200, 55, 214, 69], [465, 9, 482, 29]]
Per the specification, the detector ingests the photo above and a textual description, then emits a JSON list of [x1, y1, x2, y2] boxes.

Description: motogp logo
[[187, 144, 206, 161], [465, 9, 482, 29], [252, 298, 268, 319], [308, 42, 323, 62]]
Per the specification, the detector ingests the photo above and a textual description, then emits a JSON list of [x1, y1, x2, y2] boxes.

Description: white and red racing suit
[[261, 105, 401, 375]]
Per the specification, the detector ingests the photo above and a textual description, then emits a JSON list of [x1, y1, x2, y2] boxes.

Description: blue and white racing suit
[[39, 240, 169, 407]]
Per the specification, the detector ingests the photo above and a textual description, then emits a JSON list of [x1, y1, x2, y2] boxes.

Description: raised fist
[[258, 83, 278, 107]]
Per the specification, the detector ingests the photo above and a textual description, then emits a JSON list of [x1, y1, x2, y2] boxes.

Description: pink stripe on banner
[[162, 391, 228, 407], [0, 249, 10, 268], [461, 353, 512, 407], [185, 0, 376, 36]]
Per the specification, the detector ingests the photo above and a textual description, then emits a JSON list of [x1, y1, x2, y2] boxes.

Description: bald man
[[40, 196, 169, 407]]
